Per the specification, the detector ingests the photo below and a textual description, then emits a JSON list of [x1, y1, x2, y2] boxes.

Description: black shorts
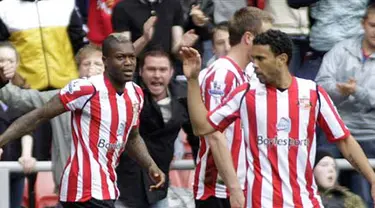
[[195, 196, 230, 208], [59, 198, 115, 208]]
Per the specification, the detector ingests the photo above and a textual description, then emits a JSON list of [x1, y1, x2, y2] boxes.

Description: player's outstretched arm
[[126, 128, 166, 191], [0, 94, 66, 148], [180, 47, 215, 136], [336, 135, 375, 206]]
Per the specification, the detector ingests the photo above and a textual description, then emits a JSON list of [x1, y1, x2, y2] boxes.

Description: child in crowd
[[314, 150, 366, 208], [0, 41, 36, 208]]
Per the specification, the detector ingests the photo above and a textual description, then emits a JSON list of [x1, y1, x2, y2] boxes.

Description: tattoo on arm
[[126, 128, 155, 170], [0, 94, 66, 147], [348, 154, 364, 175], [0, 109, 42, 147]]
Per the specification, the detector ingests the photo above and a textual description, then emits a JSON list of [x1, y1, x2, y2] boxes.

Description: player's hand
[[0, 148, 3, 160], [229, 188, 245, 208], [0, 61, 16, 81], [18, 156, 36, 174], [180, 47, 201, 80], [143, 16, 157, 42], [180, 29, 199, 48], [148, 165, 165, 191]]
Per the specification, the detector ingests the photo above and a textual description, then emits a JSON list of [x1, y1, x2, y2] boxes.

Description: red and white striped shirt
[[195, 57, 248, 199], [208, 77, 350, 208], [58, 74, 143, 202]]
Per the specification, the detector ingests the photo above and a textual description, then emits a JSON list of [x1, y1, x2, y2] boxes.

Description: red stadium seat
[[178, 129, 193, 159], [169, 169, 194, 189], [34, 172, 59, 208], [21, 178, 29, 208], [169, 170, 183, 187]]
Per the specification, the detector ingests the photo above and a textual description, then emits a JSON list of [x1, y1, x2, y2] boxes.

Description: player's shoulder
[[126, 81, 144, 97], [211, 57, 239, 73], [61, 77, 95, 95], [125, 81, 141, 90], [200, 57, 240, 82], [295, 77, 317, 90]]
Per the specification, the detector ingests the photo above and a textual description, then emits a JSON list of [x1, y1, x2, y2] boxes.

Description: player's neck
[[105, 72, 125, 94], [227, 46, 251, 70], [273, 69, 293, 89]]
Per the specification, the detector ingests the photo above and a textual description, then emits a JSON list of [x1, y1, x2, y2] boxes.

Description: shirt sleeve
[[207, 83, 249, 132], [316, 85, 350, 142], [200, 68, 240, 111], [59, 79, 96, 111], [131, 84, 144, 128]]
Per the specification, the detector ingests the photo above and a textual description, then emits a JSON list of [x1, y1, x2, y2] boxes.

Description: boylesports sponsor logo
[[257, 136, 308, 147], [98, 139, 125, 152]]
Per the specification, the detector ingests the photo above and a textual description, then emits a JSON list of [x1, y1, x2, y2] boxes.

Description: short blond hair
[[75, 44, 102, 66], [229, 7, 274, 46]]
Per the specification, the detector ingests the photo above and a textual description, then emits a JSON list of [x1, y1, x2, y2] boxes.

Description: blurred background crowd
[[0, 0, 375, 207]]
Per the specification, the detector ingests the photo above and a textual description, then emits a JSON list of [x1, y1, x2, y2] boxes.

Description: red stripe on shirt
[[193, 66, 214, 198], [123, 89, 134, 146], [317, 86, 349, 141], [193, 137, 207, 198], [202, 70, 217, 198], [266, 87, 283, 207], [66, 113, 81, 201], [288, 80, 303, 207], [76, 110, 92, 201], [248, 90, 262, 207], [306, 88, 321, 207], [90, 93, 110, 199], [107, 93, 119, 199]]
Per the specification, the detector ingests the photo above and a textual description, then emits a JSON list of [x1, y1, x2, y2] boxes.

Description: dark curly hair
[[253, 30, 293, 65]]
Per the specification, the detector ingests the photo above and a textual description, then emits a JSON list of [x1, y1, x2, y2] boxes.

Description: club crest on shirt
[[277, 117, 291, 133], [208, 81, 225, 97], [298, 97, 312, 109]]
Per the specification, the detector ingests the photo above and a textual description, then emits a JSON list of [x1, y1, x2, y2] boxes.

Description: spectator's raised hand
[[190, 5, 209, 27], [0, 61, 16, 82], [180, 29, 199, 48], [143, 16, 158, 41], [336, 77, 356, 96], [180, 47, 201, 80], [18, 156, 36, 174]]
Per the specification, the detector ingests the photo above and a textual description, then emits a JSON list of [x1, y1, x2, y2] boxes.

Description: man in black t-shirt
[[112, 0, 199, 58]]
